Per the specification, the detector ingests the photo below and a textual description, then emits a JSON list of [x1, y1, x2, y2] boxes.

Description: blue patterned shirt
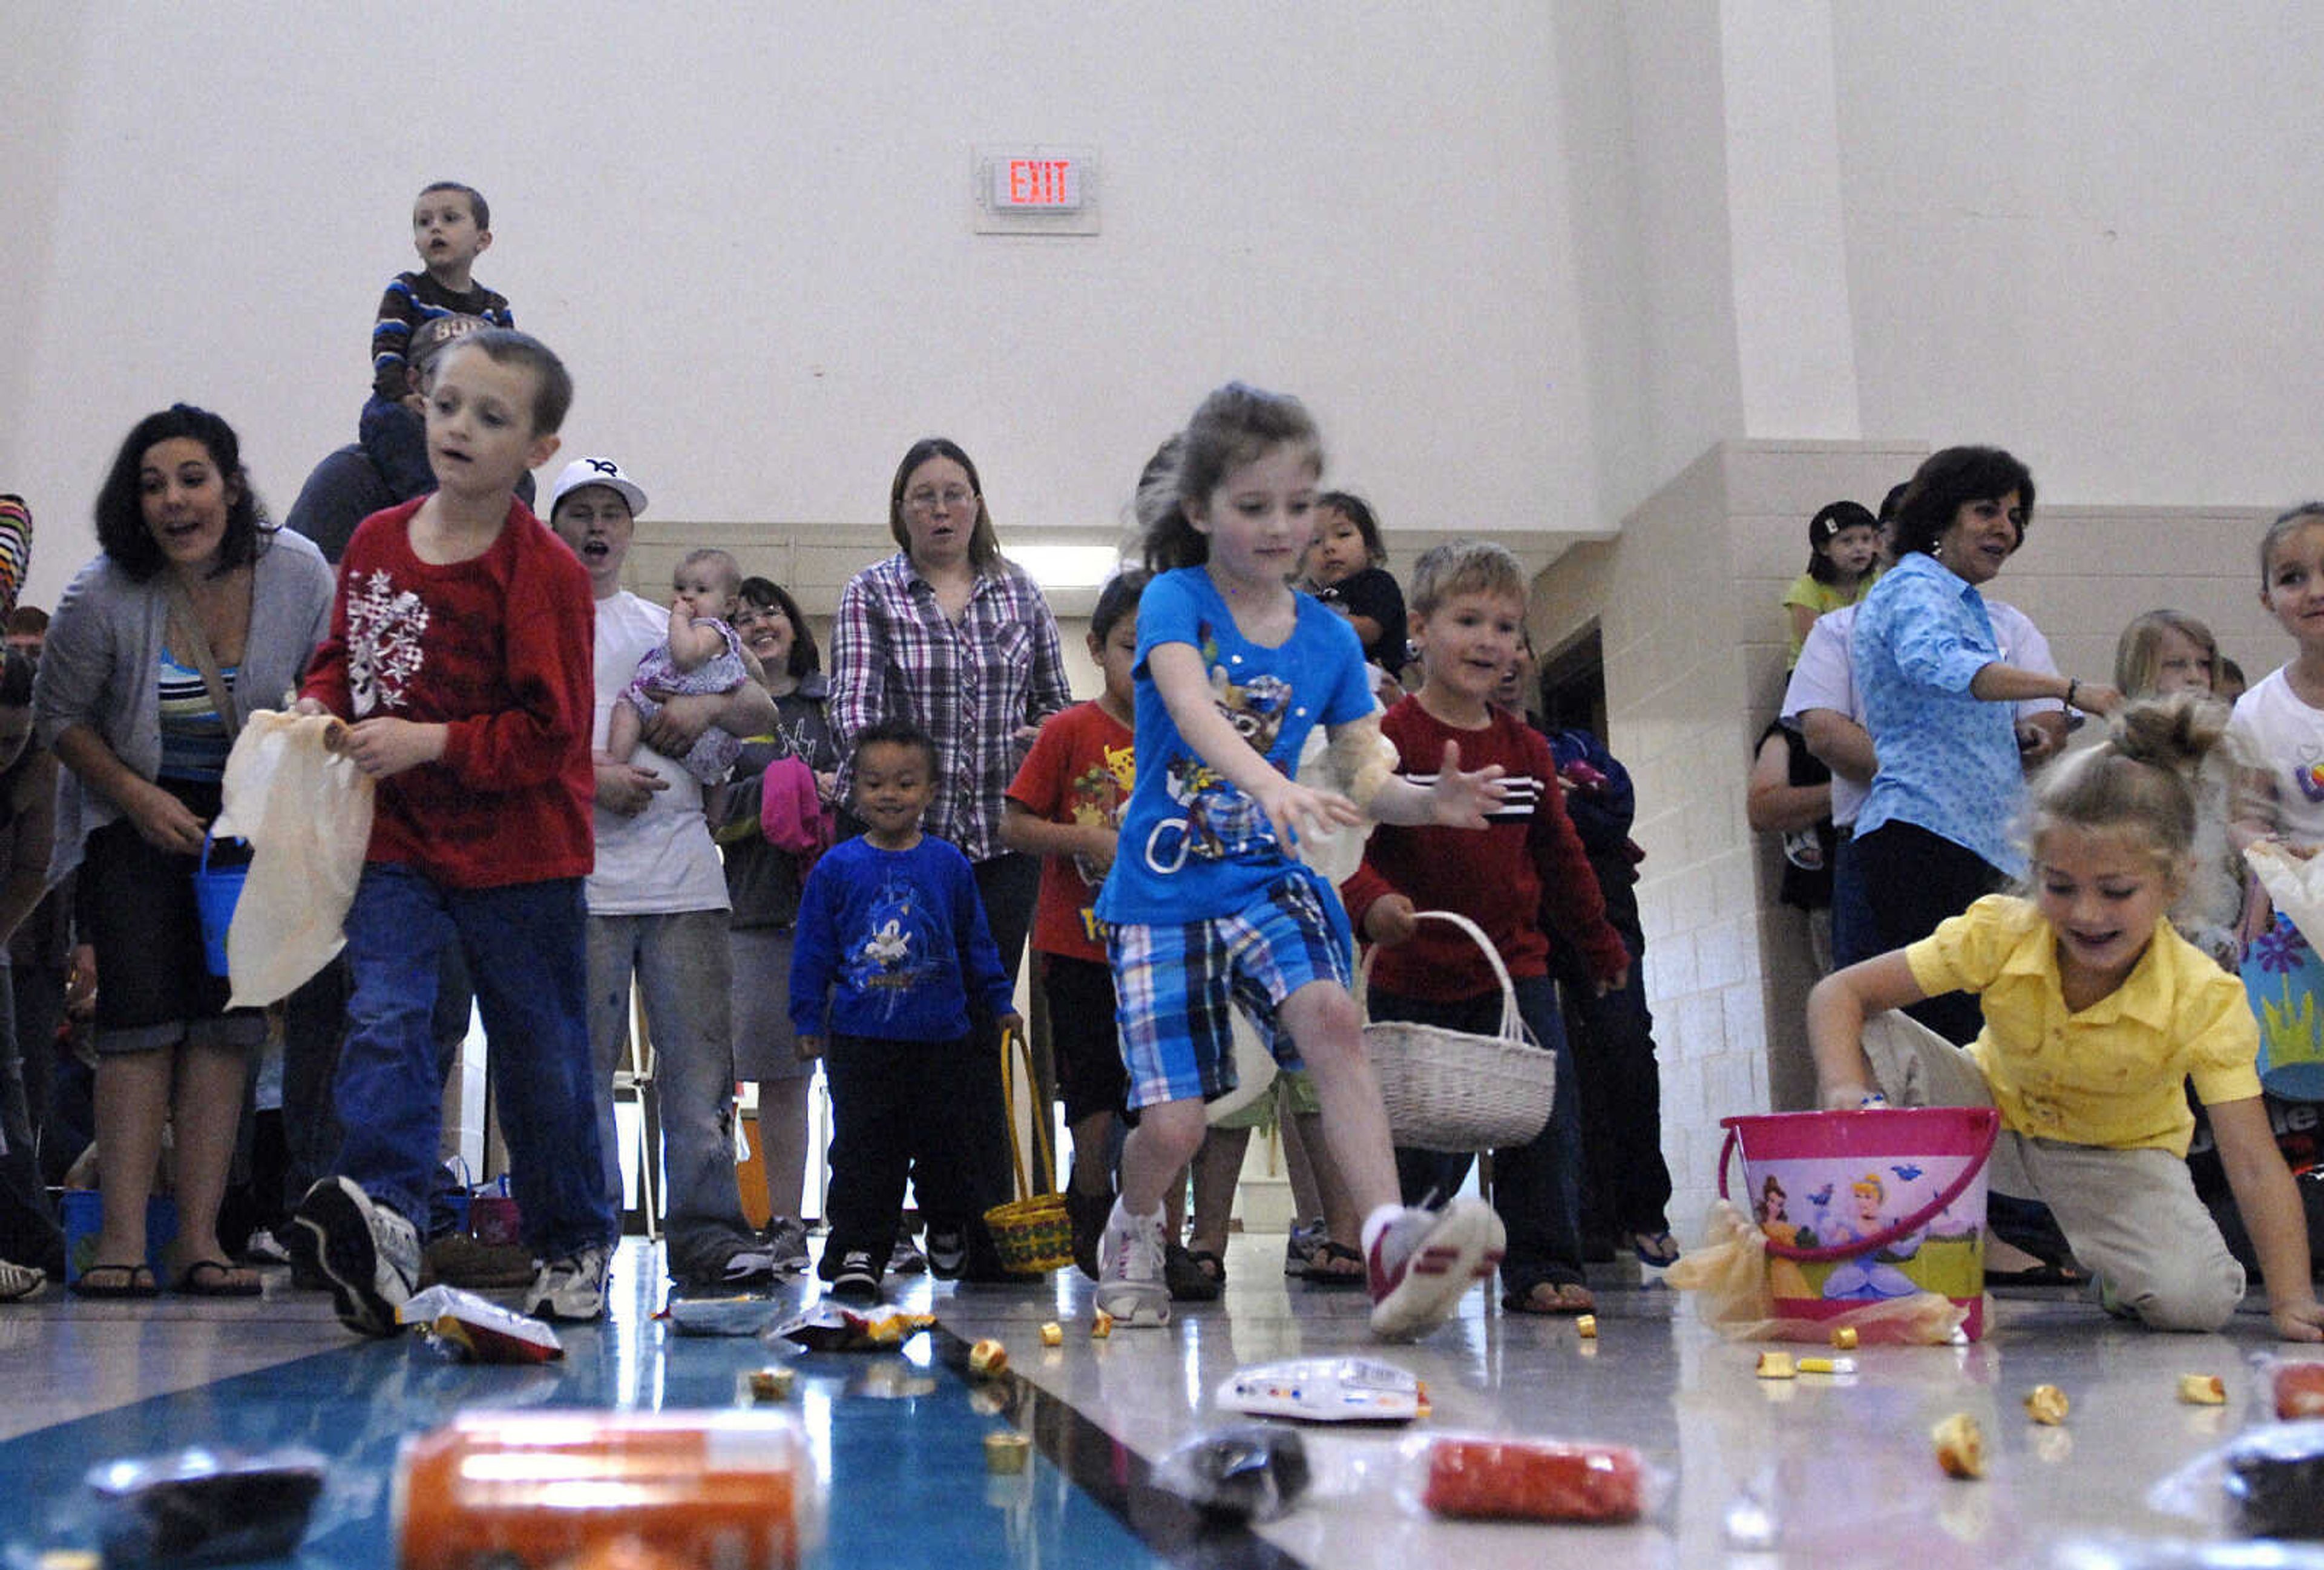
[[1851, 551, 2026, 876]]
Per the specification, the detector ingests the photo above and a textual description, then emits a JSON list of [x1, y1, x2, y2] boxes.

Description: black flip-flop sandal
[[1302, 1240, 1367, 1287], [70, 1263, 159, 1299], [174, 1260, 264, 1298]]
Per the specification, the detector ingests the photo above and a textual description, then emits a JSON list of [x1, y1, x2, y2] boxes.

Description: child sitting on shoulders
[[361, 182, 515, 504], [1781, 500, 1880, 666], [1000, 568, 1146, 1281], [604, 548, 760, 784], [791, 718, 1022, 1303], [1301, 490, 1410, 681], [1810, 694, 2324, 1341], [1094, 383, 1511, 1340]]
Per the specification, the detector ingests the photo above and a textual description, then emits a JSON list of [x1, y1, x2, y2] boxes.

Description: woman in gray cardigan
[[33, 405, 333, 1298]]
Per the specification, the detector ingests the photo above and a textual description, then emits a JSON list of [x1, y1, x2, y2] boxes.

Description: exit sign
[[993, 157, 1082, 211], [973, 146, 1100, 235]]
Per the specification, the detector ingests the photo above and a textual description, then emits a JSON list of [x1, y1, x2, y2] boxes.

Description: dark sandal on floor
[[1630, 1230, 1681, 1268], [1302, 1240, 1367, 1287], [174, 1260, 263, 1297], [1505, 1279, 1597, 1315], [1164, 1243, 1225, 1302], [70, 1263, 159, 1299]]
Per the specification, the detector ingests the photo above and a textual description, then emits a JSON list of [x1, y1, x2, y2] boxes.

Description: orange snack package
[[1419, 1437, 1644, 1524]]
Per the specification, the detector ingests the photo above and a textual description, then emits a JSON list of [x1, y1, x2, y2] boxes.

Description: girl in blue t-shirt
[[1091, 381, 1511, 1339]]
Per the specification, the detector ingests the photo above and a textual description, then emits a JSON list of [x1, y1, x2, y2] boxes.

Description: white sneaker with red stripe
[[1365, 1197, 1506, 1341]]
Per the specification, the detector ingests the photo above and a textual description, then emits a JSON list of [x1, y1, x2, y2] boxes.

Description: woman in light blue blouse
[[1848, 446, 2120, 1043]]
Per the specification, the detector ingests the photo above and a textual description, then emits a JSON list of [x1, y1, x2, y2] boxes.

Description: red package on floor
[[2273, 1359, 2324, 1421], [1419, 1437, 1644, 1524]]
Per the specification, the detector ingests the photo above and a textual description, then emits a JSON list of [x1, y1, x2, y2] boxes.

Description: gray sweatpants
[[1860, 1011, 2246, 1332]]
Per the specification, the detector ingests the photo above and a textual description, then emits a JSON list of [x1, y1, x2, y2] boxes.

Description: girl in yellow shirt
[[1807, 695, 2324, 1341]]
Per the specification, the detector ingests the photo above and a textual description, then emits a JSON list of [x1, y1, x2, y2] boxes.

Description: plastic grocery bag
[[210, 711, 374, 1008]]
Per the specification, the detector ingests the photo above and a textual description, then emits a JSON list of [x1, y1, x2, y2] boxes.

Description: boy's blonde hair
[[2024, 692, 2233, 884], [1408, 539, 1526, 617]]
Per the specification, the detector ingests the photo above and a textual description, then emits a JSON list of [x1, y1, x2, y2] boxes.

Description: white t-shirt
[[584, 590, 729, 916], [1781, 597, 2062, 828], [2230, 666, 2324, 847]]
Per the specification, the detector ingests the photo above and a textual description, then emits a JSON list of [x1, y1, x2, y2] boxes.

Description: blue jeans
[[333, 865, 614, 1257], [357, 396, 436, 503], [1380, 973, 1586, 1292]]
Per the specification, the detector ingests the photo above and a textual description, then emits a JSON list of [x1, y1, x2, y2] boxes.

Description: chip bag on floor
[[1666, 1200, 1967, 1344], [211, 711, 373, 1008]]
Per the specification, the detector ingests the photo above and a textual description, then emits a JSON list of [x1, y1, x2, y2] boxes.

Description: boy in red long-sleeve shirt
[[294, 329, 617, 1337], [1351, 539, 1630, 1315]]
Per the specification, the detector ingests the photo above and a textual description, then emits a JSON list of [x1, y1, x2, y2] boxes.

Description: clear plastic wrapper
[[769, 1302, 934, 1353], [2150, 1418, 2324, 1540], [1399, 1432, 1659, 1525], [398, 1285, 563, 1364], [84, 1447, 326, 1565], [2254, 1350, 2324, 1422], [2053, 1538, 2324, 1568], [393, 1410, 821, 1570], [661, 1293, 791, 1338], [1665, 1200, 1969, 1344], [1151, 1427, 1313, 1523], [1215, 1358, 1427, 1424]]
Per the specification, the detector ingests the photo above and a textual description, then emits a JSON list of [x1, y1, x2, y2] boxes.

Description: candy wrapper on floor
[[1405, 1433, 1657, 1525], [1152, 1427, 1312, 1524], [85, 1447, 326, 1565], [398, 1286, 563, 1364], [1664, 1200, 1969, 1344], [769, 1302, 934, 1353], [210, 711, 373, 1008], [394, 1411, 822, 1570], [2149, 1417, 2324, 1540]]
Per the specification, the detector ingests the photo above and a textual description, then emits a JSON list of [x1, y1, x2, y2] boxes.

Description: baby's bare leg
[[606, 697, 646, 764]]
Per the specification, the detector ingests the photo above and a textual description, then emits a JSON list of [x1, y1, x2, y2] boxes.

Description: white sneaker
[[1094, 1203, 1170, 1327], [1365, 1197, 1506, 1341], [524, 1244, 611, 1322], [0, 1256, 44, 1301], [295, 1176, 420, 1338], [243, 1227, 294, 1266]]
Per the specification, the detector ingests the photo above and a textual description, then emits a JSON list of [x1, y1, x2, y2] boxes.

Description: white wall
[[0, 1, 1605, 609], [1830, 1, 2324, 505]]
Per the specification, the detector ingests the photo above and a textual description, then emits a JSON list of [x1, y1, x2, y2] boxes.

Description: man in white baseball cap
[[548, 458, 782, 1293]]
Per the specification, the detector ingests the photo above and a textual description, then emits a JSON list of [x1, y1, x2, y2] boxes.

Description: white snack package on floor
[[211, 711, 373, 1008]]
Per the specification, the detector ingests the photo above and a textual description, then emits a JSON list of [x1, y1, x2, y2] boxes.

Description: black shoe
[[830, 1249, 882, 1302], [1164, 1242, 1224, 1302], [923, 1227, 966, 1279], [1066, 1189, 1113, 1282]]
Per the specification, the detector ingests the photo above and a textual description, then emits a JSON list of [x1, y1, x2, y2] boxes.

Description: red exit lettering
[[1008, 159, 1073, 206]]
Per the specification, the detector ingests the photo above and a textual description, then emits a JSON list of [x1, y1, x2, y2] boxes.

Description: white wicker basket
[[1358, 909, 1554, 1154]]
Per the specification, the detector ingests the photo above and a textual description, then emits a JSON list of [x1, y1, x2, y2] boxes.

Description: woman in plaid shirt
[[829, 436, 1069, 1275]]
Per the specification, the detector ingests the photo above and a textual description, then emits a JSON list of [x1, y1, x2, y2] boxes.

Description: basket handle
[[1356, 908, 1534, 1046], [1717, 1110, 2000, 1263], [998, 1025, 1054, 1205]]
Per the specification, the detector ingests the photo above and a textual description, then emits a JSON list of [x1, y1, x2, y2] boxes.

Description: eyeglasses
[[905, 486, 977, 513]]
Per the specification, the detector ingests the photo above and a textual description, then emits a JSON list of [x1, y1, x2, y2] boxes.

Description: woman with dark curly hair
[[34, 405, 332, 1298]]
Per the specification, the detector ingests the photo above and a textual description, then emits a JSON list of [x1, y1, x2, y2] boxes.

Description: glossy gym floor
[[0, 1233, 2309, 1568]]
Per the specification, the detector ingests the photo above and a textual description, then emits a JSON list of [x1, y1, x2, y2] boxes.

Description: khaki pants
[[1861, 1011, 2245, 1332]]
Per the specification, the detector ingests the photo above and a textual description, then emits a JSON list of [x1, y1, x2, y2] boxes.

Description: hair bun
[[2109, 691, 2231, 775]]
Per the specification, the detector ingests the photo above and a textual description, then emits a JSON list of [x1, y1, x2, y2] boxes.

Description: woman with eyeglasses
[[828, 438, 1069, 1279]]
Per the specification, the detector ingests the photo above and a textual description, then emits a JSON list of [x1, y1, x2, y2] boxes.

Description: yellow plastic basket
[[982, 1027, 1075, 1274]]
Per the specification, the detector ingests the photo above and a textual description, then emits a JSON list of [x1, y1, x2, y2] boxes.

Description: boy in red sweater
[[294, 329, 615, 1336], [1353, 540, 1630, 1315]]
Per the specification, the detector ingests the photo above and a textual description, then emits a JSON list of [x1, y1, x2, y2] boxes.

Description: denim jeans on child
[[333, 864, 614, 1260], [1380, 973, 1586, 1292], [357, 396, 438, 504]]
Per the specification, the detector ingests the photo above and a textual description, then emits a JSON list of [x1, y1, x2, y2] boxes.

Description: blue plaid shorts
[[1108, 872, 1353, 1112]]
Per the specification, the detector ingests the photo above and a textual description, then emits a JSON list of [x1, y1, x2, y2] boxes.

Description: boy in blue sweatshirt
[[792, 718, 1022, 1301]]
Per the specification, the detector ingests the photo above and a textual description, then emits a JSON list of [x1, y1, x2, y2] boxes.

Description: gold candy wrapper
[[2023, 1385, 2069, 1425], [1932, 1413, 1984, 1479]]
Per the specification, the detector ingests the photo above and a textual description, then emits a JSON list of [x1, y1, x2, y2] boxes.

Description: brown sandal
[[1302, 1240, 1367, 1287], [1505, 1279, 1597, 1315], [70, 1263, 159, 1299]]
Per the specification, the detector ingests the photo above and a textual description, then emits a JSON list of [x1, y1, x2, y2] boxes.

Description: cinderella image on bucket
[[1721, 1106, 2000, 1339]]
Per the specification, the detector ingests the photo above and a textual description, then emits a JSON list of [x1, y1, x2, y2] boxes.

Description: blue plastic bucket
[[193, 833, 249, 979]]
